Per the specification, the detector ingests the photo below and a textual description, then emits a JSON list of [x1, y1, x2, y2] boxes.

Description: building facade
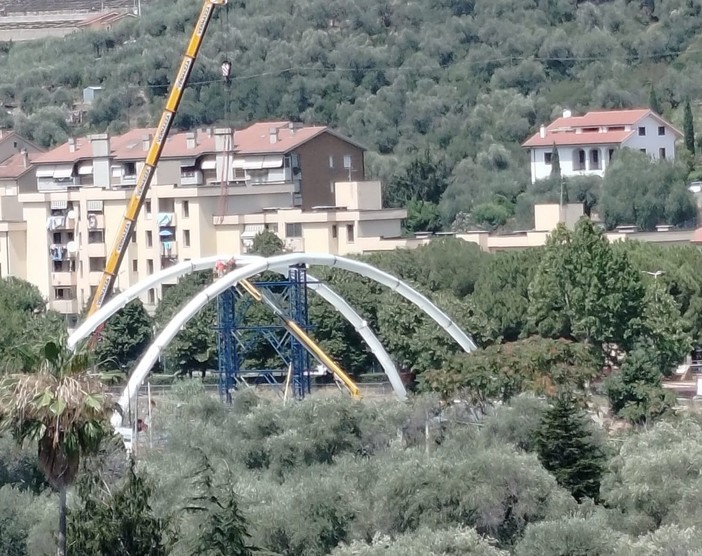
[[14, 123, 402, 323], [523, 109, 681, 183]]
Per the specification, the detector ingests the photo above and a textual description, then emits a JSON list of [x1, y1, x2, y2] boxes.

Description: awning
[[86, 200, 103, 211], [77, 163, 93, 175], [50, 200, 68, 210], [200, 158, 216, 170], [36, 166, 56, 178], [243, 157, 265, 170], [231, 157, 246, 169], [179, 158, 197, 167], [159, 229, 173, 237], [262, 155, 283, 169], [241, 224, 265, 239], [53, 166, 74, 179]]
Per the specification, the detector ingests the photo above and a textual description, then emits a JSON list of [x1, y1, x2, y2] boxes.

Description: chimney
[[539, 125, 546, 139], [562, 109, 572, 118], [206, 127, 212, 138], [142, 133, 152, 151], [288, 121, 303, 134], [269, 126, 278, 144], [214, 127, 233, 153], [21, 148, 28, 168], [68, 137, 76, 153], [89, 133, 110, 158], [186, 130, 197, 149]]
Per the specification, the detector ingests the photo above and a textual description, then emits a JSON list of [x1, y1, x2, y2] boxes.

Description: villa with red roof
[[522, 109, 682, 183]]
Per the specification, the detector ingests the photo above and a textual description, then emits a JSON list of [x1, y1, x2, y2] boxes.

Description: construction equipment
[[88, 0, 229, 316], [87, 1, 360, 399], [237, 277, 361, 399]]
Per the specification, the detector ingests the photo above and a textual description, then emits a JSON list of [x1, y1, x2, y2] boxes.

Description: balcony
[[47, 214, 77, 231], [51, 271, 77, 287], [88, 271, 103, 286], [51, 299, 80, 314], [180, 170, 203, 186], [86, 213, 105, 230], [87, 243, 106, 257], [160, 241, 177, 257]]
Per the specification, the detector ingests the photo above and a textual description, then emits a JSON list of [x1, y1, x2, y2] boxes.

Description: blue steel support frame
[[216, 289, 235, 403], [215, 264, 311, 401], [288, 264, 311, 398]]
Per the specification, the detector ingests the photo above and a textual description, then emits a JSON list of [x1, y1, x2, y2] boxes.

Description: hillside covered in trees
[[2, 0, 702, 229]]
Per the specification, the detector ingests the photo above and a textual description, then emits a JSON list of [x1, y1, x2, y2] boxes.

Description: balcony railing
[[87, 243, 107, 257], [180, 171, 203, 186], [51, 271, 77, 287], [161, 241, 177, 257], [51, 299, 80, 314]]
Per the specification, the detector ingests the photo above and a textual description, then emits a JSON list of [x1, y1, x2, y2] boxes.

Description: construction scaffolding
[[215, 264, 311, 402]]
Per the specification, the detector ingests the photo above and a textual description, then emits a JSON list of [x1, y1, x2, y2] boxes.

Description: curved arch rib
[[111, 253, 476, 426], [68, 255, 403, 397]]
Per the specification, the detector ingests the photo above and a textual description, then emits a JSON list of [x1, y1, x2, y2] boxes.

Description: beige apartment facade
[[16, 123, 406, 323]]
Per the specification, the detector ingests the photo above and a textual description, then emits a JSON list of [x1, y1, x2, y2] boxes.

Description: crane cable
[[217, 2, 233, 224]]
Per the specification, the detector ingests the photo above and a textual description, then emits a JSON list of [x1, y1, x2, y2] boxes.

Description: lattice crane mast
[[88, 0, 228, 316]]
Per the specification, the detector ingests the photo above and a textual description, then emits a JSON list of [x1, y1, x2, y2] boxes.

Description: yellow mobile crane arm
[[88, 0, 228, 316], [238, 279, 361, 399]]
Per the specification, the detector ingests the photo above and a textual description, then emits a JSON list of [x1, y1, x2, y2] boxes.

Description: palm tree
[[0, 337, 118, 556]]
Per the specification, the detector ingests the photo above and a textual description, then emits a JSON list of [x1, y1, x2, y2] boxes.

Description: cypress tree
[[550, 144, 561, 178], [684, 100, 695, 156], [649, 85, 662, 115], [536, 395, 605, 502]]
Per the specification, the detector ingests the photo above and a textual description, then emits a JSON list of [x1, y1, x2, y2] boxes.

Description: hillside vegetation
[[2, 0, 702, 228]]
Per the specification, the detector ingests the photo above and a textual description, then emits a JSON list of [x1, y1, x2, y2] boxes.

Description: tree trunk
[[57, 487, 67, 556]]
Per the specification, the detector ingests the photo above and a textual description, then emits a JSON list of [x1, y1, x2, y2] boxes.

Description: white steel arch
[[69, 255, 406, 398], [112, 253, 476, 426]]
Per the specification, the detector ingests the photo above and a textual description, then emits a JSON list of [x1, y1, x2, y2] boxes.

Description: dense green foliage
[[95, 299, 153, 371], [1, 0, 702, 229]]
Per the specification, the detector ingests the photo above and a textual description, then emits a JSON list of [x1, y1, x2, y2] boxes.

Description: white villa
[[522, 109, 682, 183]]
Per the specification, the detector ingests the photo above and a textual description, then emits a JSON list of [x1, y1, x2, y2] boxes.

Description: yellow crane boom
[[88, 0, 228, 316], [238, 278, 361, 399]]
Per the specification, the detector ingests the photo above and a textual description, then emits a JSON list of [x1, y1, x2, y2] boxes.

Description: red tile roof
[[0, 152, 38, 179], [523, 109, 682, 148], [34, 122, 362, 164], [523, 129, 635, 148], [548, 109, 651, 130]]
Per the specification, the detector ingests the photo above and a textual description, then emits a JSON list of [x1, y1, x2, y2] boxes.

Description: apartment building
[[0, 132, 44, 279], [16, 122, 403, 323]]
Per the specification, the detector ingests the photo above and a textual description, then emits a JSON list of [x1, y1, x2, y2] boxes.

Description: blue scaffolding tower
[[216, 264, 311, 402]]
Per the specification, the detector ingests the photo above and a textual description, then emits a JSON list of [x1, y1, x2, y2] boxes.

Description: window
[[658, 126, 666, 136], [343, 155, 352, 169], [131, 229, 137, 243], [330, 181, 335, 193], [608, 148, 616, 161], [145, 200, 152, 215], [638, 126, 646, 136], [52, 232, 61, 244], [123, 162, 137, 177], [54, 287, 65, 299], [347, 224, 355, 243], [147, 259, 154, 274], [332, 225, 338, 239], [132, 259, 138, 272], [264, 223, 278, 233], [640, 148, 647, 154], [88, 257, 105, 271], [147, 288, 155, 304], [88, 230, 104, 244], [544, 152, 552, 165], [182, 200, 189, 218], [146, 230, 153, 247], [183, 229, 191, 247], [328, 155, 334, 168], [659, 147, 666, 159], [285, 223, 302, 238]]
